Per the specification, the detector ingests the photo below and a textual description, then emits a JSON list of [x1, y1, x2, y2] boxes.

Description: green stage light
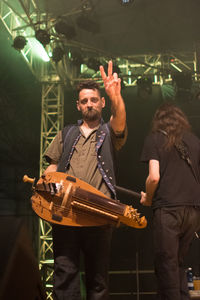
[[12, 36, 27, 50], [35, 29, 50, 46]]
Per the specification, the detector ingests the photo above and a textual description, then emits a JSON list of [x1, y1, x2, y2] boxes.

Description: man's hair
[[151, 102, 191, 149], [76, 80, 101, 96]]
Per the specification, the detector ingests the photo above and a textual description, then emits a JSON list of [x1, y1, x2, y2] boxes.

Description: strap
[[62, 125, 78, 151], [158, 130, 199, 183], [174, 141, 199, 183]]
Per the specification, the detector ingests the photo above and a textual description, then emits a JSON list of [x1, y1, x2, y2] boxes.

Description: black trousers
[[153, 206, 200, 300], [52, 225, 113, 300]]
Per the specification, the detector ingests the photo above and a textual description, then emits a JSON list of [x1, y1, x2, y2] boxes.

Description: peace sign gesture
[[99, 60, 126, 134], [99, 60, 121, 100]]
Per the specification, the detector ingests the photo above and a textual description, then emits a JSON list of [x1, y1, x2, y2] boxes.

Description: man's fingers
[[100, 60, 115, 85], [99, 65, 107, 81], [107, 60, 113, 77]]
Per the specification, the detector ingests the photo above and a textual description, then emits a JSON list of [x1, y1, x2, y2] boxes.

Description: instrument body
[[25, 172, 147, 229]]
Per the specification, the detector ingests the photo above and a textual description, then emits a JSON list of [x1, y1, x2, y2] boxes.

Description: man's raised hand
[[100, 60, 121, 99]]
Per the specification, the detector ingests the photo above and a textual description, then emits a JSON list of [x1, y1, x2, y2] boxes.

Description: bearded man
[[44, 61, 127, 300]]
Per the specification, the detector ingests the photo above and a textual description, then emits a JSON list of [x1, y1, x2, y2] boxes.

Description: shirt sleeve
[[140, 133, 160, 163], [44, 131, 63, 164]]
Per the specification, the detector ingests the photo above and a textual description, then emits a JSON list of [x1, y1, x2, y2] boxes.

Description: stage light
[[76, 15, 100, 34], [52, 46, 64, 63], [55, 20, 76, 40], [12, 36, 27, 50], [120, 0, 134, 6], [12, 35, 49, 61], [35, 29, 50, 46]]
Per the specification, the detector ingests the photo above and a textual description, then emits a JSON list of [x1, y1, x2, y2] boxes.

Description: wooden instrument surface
[[23, 172, 147, 229]]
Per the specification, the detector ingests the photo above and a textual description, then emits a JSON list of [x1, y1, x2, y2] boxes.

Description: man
[[44, 61, 127, 300], [140, 102, 200, 300]]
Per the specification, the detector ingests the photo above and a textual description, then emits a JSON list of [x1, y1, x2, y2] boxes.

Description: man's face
[[77, 88, 105, 122]]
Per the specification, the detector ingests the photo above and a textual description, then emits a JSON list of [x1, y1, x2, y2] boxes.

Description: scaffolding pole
[[39, 80, 64, 298]]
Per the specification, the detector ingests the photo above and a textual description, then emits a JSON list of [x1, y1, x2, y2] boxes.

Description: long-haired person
[[140, 102, 200, 300]]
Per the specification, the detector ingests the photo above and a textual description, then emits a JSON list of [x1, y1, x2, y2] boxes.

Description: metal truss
[[0, 0, 54, 80], [114, 52, 198, 87], [38, 80, 64, 298], [117, 54, 176, 86], [39, 81, 64, 298], [76, 51, 199, 93], [1, 1, 199, 87], [40, 81, 64, 172], [0, 2, 64, 298]]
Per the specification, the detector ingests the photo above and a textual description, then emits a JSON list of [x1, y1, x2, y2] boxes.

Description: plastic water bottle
[[187, 267, 194, 290]]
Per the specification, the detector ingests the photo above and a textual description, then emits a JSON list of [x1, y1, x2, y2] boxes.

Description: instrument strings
[[33, 193, 141, 224], [33, 195, 120, 221]]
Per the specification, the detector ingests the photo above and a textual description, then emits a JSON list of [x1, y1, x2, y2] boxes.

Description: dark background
[[1, 0, 200, 298]]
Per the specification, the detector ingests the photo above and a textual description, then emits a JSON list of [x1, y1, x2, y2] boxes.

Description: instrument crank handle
[[114, 185, 141, 199], [23, 175, 35, 184]]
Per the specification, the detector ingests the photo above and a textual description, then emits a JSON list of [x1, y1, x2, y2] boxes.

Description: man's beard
[[82, 108, 101, 122]]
